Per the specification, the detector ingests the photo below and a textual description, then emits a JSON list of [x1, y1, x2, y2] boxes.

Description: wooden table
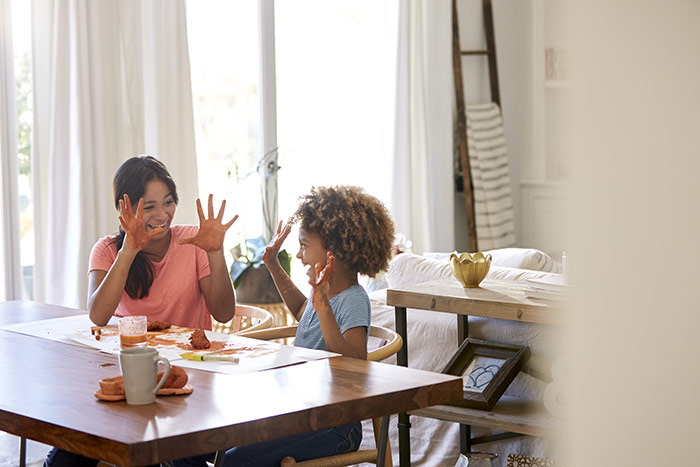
[[0, 301, 462, 466], [386, 278, 564, 466]]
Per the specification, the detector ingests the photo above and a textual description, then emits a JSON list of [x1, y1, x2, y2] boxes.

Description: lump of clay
[[147, 320, 172, 331], [189, 329, 210, 349], [157, 365, 188, 388]]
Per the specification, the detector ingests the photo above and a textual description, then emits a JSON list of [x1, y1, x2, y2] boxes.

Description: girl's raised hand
[[309, 252, 335, 310], [118, 194, 163, 252], [179, 194, 238, 252], [262, 219, 292, 266]]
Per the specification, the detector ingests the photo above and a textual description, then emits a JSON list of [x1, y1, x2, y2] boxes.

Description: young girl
[[221, 184, 396, 466], [45, 155, 237, 467]]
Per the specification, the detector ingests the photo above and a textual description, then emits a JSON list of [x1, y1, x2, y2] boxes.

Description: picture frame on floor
[[442, 338, 530, 410]]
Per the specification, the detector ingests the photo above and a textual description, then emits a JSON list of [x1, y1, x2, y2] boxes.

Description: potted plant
[[230, 236, 291, 304]]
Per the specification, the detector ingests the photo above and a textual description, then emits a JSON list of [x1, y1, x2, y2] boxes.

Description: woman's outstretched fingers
[[195, 198, 205, 224], [217, 199, 227, 221], [224, 214, 238, 229], [178, 195, 236, 251], [207, 193, 214, 218]]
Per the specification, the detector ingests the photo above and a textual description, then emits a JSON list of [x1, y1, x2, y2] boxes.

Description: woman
[[44, 154, 237, 466]]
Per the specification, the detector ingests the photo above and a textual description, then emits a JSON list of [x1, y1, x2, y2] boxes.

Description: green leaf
[[278, 250, 292, 277]]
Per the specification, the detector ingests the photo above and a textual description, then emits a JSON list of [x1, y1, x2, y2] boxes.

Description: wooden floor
[[0, 432, 50, 467]]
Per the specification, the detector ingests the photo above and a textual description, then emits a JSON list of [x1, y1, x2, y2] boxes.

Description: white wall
[[453, 0, 536, 253]]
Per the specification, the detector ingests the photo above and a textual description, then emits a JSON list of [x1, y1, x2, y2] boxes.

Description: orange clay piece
[[189, 329, 211, 349], [90, 326, 102, 340], [98, 375, 125, 396], [179, 194, 238, 252], [118, 194, 164, 251], [98, 366, 188, 397], [158, 365, 188, 388], [147, 320, 171, 331]]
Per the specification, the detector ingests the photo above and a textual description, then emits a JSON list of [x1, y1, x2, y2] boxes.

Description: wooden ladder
[[452, 0, 501, 253]]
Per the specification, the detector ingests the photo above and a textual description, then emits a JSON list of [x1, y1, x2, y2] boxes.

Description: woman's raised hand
[[262, 219, 292, 266], [118, 194, 163, 252], [179, 194, 238, 252]]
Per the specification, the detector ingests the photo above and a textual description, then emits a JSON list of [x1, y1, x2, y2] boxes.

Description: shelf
[[409, 395, 562, 439]]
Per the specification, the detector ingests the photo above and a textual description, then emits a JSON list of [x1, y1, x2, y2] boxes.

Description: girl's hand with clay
[[263, 219, 293, 266], [309, 251, 336, 311]]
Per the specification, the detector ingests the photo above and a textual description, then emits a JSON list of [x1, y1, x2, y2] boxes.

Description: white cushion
[[385, 253, 453, 289], [424, 247, 561, 273], [385, 252, 563, 289]]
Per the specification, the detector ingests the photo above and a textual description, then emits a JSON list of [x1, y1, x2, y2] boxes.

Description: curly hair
[[294, 185, 395, 278]]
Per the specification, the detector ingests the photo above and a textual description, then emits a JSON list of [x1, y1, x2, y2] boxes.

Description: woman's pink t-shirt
[[89, 225, 213, 330]]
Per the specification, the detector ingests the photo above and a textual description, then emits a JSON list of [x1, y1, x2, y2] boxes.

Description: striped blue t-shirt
[[294, 284, 371, 351]]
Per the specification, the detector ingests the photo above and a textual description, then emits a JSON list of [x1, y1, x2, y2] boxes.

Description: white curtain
[[391, 0, 454, 254], [0, 0, 22, 300], [31, 0, 198, 309]]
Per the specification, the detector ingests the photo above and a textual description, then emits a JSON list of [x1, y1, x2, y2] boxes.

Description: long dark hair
[[110, 155, 179, 299]]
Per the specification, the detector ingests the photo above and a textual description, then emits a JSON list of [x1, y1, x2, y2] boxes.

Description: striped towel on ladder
[[466, 102, 516, 249]]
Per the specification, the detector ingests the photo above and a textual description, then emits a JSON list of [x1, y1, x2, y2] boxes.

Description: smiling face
[[135, 179, 176, 240], [296, 228, 328, 279]]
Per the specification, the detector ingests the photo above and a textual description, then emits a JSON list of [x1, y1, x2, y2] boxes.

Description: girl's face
[[296, 228, 328, 279], [136, 179, 176, 240]]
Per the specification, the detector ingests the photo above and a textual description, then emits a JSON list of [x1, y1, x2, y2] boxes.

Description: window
[[275, 0, 398, 292], [187, 1, 398, 294], [186, 0, 263, 256]]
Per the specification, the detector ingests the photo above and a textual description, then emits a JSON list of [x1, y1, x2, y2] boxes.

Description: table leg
[[457, 314, 473, 453], [213, 450, 226, 467], [19, 436, 26, 467], [377, 415, 390, 467], [460, 424, 471, 453], [395, 306, 411, 466]]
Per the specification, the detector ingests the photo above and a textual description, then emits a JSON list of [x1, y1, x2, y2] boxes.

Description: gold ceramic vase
[[449, 252, 492, 288]]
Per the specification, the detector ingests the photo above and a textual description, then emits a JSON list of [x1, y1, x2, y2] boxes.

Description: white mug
[[119, 347, 171, 405]]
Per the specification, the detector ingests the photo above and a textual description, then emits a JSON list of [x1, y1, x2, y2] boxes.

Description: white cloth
[[31, 0, 198, 308], [391, 0, 454, 254], [0, 0, 22, 300], [466, 102, 516, 249]]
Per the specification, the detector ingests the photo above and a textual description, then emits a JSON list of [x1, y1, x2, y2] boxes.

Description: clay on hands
[[118, 194, 164, 251], [309, 252, 335, 310], [179, 194, 238, 252], [311, 251, 335, 287], [262, 219, 293, 265]]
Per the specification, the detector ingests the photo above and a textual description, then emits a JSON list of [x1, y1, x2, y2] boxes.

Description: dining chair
[[211, 304, 274, 335], [241, 324, 403, 467]]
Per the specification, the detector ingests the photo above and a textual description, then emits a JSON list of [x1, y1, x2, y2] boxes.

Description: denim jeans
[[172, 421, 363, 467], [44, 448, 98, 467]]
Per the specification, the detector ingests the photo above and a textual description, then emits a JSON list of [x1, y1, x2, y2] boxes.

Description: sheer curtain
[[31, 0, 198, 308], [391, 0, 454, 254], [0, 0, 22, 300]]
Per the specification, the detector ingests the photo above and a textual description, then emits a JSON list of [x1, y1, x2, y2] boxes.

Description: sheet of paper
[[1, 315, 337, 371]]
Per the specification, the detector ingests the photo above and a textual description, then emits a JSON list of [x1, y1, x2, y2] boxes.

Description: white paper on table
[[177, 339, 338, 375], [0, 315, 337, 372], [0, 314, 108, 349]]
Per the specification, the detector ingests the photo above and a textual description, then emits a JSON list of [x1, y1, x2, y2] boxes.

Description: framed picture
[[441, 338, 530, 410]]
